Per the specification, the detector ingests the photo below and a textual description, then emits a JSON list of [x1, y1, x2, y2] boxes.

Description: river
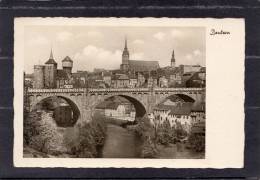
[[100, 124, 142, 158]]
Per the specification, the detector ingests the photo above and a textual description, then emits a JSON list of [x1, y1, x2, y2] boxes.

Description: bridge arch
[[93, 94, 147, 118], [30, 95, 81, 126], [156, 93, 196, 105]]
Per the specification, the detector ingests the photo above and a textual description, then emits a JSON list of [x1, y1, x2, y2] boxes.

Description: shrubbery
[[24, 110, 63, 154], [131, 115, 158, 158], [156, 120, 176, 146], [24, 109, 107, 157], [188, 134, 205, 152], [68, 117, 107, 158]]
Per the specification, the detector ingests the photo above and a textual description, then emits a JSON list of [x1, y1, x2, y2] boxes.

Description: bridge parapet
[[88, 88, 149, 93], [154, 87, 205, 92], [27, 87, 205, 94], [27, 88, 86, 94]]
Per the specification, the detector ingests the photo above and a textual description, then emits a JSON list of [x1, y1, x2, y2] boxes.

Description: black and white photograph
[[22, 23, 206, 159], [14, 18, 244, 168]]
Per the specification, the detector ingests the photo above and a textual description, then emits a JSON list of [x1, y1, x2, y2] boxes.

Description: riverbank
[[156, 143, 205, 159]]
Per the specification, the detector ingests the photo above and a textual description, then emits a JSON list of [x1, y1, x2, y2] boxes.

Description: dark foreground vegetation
[[127, 116, 205, 158], [24, 110, 107, 158], [24, 109, 204, 158]]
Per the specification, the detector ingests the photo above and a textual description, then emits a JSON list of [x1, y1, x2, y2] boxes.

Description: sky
[[24, 26, 205, 74]]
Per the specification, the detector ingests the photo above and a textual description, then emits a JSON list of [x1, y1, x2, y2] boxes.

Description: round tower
[[62, 56, 73, 75], [171, 49, 175, 68], [33, 65, 45, 88]]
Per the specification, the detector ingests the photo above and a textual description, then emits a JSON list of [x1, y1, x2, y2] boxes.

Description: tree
[[24, 111, 63, 154]]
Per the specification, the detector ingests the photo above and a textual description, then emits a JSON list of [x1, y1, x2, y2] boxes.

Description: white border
[[14, 18, 245, 168]]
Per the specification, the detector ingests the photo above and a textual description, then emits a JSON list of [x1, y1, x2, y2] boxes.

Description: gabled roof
[[129, 60, 160, 72]]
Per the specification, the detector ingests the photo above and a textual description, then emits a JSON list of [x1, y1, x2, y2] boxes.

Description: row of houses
[[95, 96, 136, 121], [150, 95, 205, 134], [74, 65, 205, 89]]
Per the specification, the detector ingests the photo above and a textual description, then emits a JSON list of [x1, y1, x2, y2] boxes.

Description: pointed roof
[[122, 36, 129, 55], [124, 36, 128, 49], [45, 48, 57, 65], [171, 49, 175, 62], [62, 56, 73, 62]]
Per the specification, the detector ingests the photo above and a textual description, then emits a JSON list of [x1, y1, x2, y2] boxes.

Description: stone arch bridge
[[27, 87, 205, 124]]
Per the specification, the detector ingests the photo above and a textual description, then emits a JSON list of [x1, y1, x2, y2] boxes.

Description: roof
[[200, 67, 206, 72], [168, 104, 192, 116], [62, 56, 73, 62], [118, 74, 129, 80], [129, 60, 160, 72], [96, 100, 121, 110], [191, 102, 205, 112], [95, 100, 113, 109], [155, 102, 192, 116], [57, 69, 69, 79], [72, 72, 88, 78], [129, 73, 137, 79], [45, 58, 57, 65], [191, 122, 205, 134], [25, 73, 33, 78]]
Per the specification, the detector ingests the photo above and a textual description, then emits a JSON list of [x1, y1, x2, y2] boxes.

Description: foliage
[[24, 111, 63, 154], [141, 136, 158, 158], [156, 120, 175, 146], [188, 133, 205, 152], [131, 115, 158, 158], [175, 121, 188, 138], [68, 117, 107, 158]]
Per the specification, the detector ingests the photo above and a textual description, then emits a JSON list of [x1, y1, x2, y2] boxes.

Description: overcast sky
[[24, 26, 205, 73]]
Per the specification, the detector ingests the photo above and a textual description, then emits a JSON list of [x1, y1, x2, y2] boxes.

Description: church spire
[[171, 49, 175, 68], [45, 47, 57, 65], [49, 47, 54, 60], [124, 36, 128, 50]]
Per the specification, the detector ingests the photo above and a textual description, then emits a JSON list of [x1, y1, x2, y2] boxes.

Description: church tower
[[44, 48, 57, 88], [121, 37, 130, 71], [171, 49, 176, 68]]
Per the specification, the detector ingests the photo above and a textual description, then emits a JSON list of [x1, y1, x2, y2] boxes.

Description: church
[[120, 38, 160, 72]]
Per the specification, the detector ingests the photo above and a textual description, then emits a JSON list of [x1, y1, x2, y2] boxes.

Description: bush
[[156, 120, 175, 146], [130, 115, 158, 158], [68, 117, 107, 158], [24, 111, 63, 154], [141, 137, 158, 158], [188, 134, 205, 152]]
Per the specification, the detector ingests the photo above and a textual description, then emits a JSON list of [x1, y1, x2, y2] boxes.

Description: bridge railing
[[27, 88, 86, 93], [88, 88, 149, 93], [27, 87, 205, 93], [153, 87, 205, 92]]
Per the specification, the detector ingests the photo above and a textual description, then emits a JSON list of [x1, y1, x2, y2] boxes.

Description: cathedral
[[120, 38, 160, 72]]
